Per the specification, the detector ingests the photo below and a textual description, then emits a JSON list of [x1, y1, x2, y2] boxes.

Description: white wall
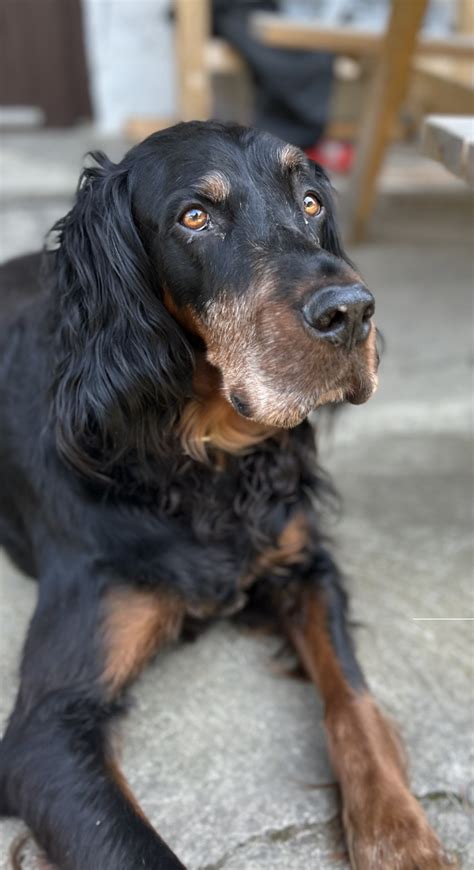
[[82, 0, 176, 134]]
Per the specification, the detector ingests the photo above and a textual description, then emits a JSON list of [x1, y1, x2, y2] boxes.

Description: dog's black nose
[[302, 284, 375, 350]]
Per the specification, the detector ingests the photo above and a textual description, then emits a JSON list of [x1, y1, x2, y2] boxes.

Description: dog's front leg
[[0, 572, 186, 870], [274, 556, 452, 869]]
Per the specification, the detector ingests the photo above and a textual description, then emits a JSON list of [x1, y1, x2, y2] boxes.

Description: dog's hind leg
[[0, 576, 186, 869], [274, 552, 453, 870]]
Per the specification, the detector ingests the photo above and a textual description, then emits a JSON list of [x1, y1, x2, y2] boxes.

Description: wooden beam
[[175, 0, 212, 120], [411, 57, 474, 117], [252, 12, 474, 60], [124, 116, 177, 141], [342, 0, 429, 242], [458, 0, 474, 36], [206, 38, 247, 74], [422, 114, 474, 185]]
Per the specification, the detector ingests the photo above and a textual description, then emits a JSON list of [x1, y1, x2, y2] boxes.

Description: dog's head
[[52, 121, 378, 474]]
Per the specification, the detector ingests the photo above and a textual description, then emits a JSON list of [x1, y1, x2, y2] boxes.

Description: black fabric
[[213, 0, 334, 147]]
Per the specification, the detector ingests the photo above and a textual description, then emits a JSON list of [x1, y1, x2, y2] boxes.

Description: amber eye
[[180, 207, 209, 231], [303, 193, 322, 217]]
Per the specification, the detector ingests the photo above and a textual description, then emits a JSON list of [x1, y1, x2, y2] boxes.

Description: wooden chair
[[126, 0, 474, 242], [175, 0, 245, 121], [252, 0, 474, 241]]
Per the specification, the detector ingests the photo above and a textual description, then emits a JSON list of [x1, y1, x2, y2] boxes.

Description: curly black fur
[[0, 122, 371, 870]]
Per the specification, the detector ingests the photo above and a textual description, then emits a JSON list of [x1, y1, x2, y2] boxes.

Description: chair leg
[[343, 0, 429, 244], [175, 0, 213, 121]]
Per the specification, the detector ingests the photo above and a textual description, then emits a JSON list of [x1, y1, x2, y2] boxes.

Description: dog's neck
[[161, 292, 279, 461], [177, 355, 277, 462]]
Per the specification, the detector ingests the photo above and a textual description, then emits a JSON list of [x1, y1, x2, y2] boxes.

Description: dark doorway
[[0, 0, 92, 126]]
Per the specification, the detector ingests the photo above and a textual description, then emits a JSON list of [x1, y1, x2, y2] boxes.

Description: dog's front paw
[[343, 789, 455, 870]]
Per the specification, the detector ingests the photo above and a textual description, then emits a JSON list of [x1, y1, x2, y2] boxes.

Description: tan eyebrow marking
[[195, 171, 231, 202], [279, 144, 307, 171]]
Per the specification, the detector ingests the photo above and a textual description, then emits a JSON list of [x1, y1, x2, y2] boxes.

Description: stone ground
[[0, 128, 473, 869]]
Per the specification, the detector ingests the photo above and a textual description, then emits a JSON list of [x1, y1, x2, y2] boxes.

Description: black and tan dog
[[0, 121, 449, 868]]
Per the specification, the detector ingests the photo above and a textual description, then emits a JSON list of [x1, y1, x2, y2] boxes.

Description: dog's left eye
[[303, 194, 322, 217], [180, 208, 209, 231]]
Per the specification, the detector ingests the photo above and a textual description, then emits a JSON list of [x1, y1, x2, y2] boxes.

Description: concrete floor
[[0, 129, 473, 869]]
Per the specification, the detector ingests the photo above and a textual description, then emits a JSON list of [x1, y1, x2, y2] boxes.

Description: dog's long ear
[[320, 200, 346, 261], [51, 151, 193, 478], [313, 165, 349, 263]]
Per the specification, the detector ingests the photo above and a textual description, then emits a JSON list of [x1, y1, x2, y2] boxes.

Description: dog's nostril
[[363, 302, 375, 320], [316, 308, 346, 332], [303, 284, 375, 350]]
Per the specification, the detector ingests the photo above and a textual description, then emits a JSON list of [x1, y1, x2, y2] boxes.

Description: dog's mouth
[[164, 285, 379, 429], [192, 276, 379, 429], [345, 373, 379, 406], [227, 373, 377, 427], [214, 320, 379, 428]]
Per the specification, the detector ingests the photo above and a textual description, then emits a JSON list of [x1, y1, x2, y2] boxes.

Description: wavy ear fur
[[51, 151, 193, 479], [320, 200, 347, 262], [313, 165, 350, 264]]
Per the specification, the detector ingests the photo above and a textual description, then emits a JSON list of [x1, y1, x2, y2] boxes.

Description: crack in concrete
[[199, 794, 473, 869], [416, 789, 474, 811], [198, 815, 342, 870]]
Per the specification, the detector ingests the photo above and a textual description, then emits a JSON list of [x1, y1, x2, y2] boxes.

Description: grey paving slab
[[0, 131, 473, 868]]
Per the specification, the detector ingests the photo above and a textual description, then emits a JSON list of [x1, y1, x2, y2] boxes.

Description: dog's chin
[[228, 388, 343, 430], [345, 370, 379, 406], [228, 370, 378, 428]]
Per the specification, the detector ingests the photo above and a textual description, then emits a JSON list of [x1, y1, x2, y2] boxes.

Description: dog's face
[[53, 120, 379, 475], [132, 122, 378, 429]]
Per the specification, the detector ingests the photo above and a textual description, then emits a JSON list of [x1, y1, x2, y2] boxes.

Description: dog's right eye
[[303, 194, 322, 217], [180, 208, 209, 231]]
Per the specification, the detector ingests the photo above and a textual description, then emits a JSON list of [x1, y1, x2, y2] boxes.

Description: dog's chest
[[112, 427, 319, 616], [159, 434, 317, 614]]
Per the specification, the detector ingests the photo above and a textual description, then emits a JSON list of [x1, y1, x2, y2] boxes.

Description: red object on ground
[[305, 140, 355, 174]]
